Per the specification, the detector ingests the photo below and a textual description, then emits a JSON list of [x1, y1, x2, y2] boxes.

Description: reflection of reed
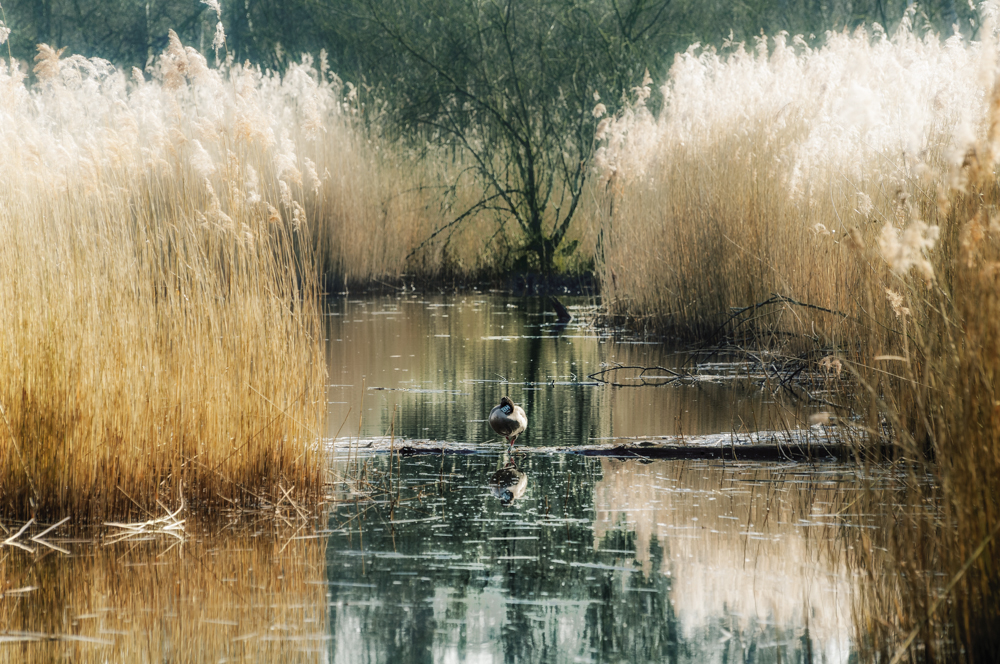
[[326, 297, 810, 445], [592, 459, 855, 655], [0, 525, 328, 662], [846, 483, 917, 663]]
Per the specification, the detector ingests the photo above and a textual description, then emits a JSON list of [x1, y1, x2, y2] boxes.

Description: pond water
[[324, 294, 827, 446], [326, 453, 866, 664], [2, 294, 890, 662]]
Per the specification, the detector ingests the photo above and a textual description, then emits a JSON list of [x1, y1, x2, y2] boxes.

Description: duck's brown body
[[489, 396, 527, 450]]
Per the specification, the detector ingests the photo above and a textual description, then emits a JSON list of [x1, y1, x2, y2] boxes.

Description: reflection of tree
[[583, 527, 680, 662], [360, 296, 603, 446], [336, 296, 807, 450], [325, 455, 684, 662], [327, 454, 598, 661]]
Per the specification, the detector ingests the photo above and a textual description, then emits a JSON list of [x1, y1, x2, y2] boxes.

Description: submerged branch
[[587, 364, 686, 386]]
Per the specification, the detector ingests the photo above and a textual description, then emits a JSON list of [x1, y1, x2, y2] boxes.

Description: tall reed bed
[[848, 77, 1000, 663], [592, 12, 1000, 660], [0, 23, 546, 519], [0, 34, 338, 520], [593, 16, 976, 345]]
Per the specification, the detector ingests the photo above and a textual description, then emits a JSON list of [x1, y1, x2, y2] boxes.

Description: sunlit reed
[[590, 12, 1000, 660], [0, 34, 328, 519], [592, 16, 978, 345]]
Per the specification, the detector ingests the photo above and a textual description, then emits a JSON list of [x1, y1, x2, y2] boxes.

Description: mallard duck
[[489, 396, 527, 451], [489, 458, 528, 505]]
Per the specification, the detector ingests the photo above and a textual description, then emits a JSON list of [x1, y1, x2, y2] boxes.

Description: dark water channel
[[324, 294, 823, 445], [323, 295, 860, 663], [2, 295, 888, 662], [327, 453, 861, 663]]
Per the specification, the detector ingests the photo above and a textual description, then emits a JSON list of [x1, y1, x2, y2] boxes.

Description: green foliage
[[0, 0, 333, 70], [1, 1, 979, 76]]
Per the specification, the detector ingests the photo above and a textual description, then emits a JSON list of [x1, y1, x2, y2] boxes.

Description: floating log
[[569, 442, 872, 462], [388, 441, 894, 462], [334, 429, 897, 463]]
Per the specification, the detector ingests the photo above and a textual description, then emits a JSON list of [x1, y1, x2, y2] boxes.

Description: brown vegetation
[[589, 18, 1000, 661], [0, 522, 328, 662], [0, 36, 330, 520]]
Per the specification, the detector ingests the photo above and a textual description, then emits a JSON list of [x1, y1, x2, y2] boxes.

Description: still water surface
[[327, 454, 861, 663], [325, 295, 858, 662], [2, 295, 880, 662], [324, 294, 822, 445]]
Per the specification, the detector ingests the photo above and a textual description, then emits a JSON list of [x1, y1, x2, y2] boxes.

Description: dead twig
[[104, 499, 185, 545], [0, 517, 71, 555], [711, 293, 850, 341], [588, 364, 686, 387]]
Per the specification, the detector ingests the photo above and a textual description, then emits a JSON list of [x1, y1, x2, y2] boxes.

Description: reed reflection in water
[[325, 453, 869, 662], [0, 457, 888, 662], [593, 459, 857, 661], [324, 295, 816, 447], [0, 524, 329, 662]]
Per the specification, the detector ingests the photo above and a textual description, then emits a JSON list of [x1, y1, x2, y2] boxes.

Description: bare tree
[[352, 0, 673, 273]]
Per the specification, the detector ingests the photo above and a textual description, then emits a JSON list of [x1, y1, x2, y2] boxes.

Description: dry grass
[[0, 35, 332, 520], [592, 20, 974, 348], [847, 78, 1000, 663], [0, 27, 594, 520], [589, 13, 1000, 661], [385, 148, 600, 282], [257, 66, 572, 285]]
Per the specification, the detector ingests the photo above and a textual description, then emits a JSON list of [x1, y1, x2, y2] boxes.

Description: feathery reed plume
[[593, 21, 987, 345], [32, 44, 65, 81], [590, 10, 1000, 659], [0, 34, 333, 520]]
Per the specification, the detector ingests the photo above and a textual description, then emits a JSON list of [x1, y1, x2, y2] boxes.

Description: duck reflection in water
[[489, 455, 528, 505]]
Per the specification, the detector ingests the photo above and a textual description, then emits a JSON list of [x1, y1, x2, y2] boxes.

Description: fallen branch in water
[[549, 296, 573, 323], [393, 438, 895, 462], [587, 363, 687, 387], [104, 500, 185, 545], [712, 292, 850, 341], [0, 517, 71, 554]]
